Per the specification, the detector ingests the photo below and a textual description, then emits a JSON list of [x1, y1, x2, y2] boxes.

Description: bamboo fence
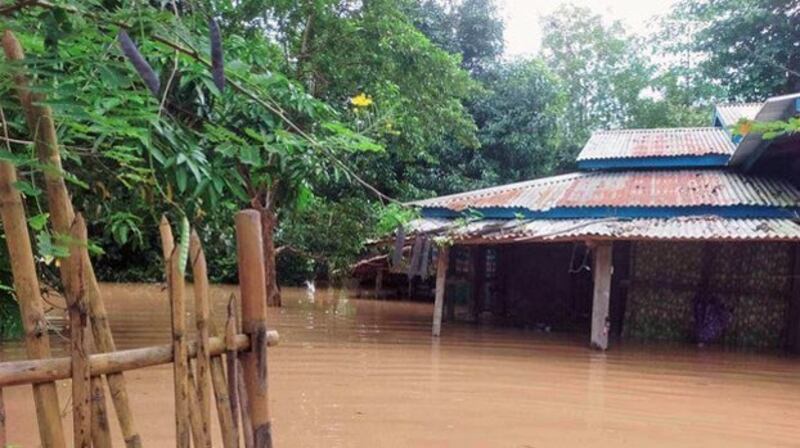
[[0, 29, 278, 448]]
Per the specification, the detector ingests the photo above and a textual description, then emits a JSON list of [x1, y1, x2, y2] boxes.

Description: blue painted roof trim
[[422, 205, 800, 220], [577, 154, 731, 170]]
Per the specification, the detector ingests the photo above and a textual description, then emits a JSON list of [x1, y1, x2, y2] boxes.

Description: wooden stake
[[225, 294, 241, 445], [2, 29, 142, 448], [235, 210, 273, 447], [237, 363, 255, 448], [64, 215, 91, 448], [190, 231, 212, 431], [210, 356, 239, 448], [236, 359, 256, 448], [432, 246, 449, 337], [591, 243, 613, 351], [160, 215, 175, 262], [160, 219, 191, 448], [89, 375, 113, 448], [0, 160, 66, 448], [187, 366, 211, 448]]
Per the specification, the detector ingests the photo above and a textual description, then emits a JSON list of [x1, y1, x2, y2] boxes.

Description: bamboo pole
[[187, 367, 211, 448], [0, 160, 66, 448], [64, 215, 91, 448], [89, 375, 113, 448], [0, 333, 278, 387], [210, 356, 238, 448], [235, 210, 273, 447], [237, 365, 255, 448], [190, 230, 212, 431], [159, 219, 190, 448], [2, 29, 142, 448]]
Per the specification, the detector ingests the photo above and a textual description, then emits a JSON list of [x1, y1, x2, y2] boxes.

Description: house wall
[[623, 241, 798, 349], [447, 243, 596, 331]]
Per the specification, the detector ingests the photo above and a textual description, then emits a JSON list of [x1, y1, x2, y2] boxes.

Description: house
[[377, 93, 800, 351]]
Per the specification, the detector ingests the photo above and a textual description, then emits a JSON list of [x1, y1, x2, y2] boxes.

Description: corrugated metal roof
[[729, 93, 800, 167], [405, 218, 454, 235], [413, 170, 800, 212], [474, 217, 800, 242], [412, 173, 581, 212], [577, 128, 735, 161], [715, 103, 763, 128]]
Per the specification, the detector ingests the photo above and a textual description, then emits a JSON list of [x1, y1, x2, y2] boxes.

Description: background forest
[[0, 0, 798, 337]]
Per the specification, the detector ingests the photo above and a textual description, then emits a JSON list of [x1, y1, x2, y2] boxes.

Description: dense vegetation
[[0, 0, 798, 337]]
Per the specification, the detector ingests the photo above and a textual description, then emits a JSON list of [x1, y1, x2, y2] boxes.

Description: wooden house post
[[591, 242, 613, 350], [432, 246, 450, 337]]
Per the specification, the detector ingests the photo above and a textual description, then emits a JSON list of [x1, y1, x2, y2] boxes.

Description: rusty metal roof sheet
[[576, 128, 735, 161], [412, 172, 581, 212], [475, 217, 800, 242], [714, 102, 763, 128], [413, 170, 800, 212]]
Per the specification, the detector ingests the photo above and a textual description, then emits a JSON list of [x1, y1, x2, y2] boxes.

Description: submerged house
[[375, 93, 800, 351]]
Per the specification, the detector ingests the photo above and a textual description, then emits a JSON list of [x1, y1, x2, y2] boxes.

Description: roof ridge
[[410, 172, 585, 206], [591, 127, 724, 135], [716, 102, 764, 107]]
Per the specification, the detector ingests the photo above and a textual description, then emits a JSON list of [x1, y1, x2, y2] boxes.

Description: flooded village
[[2, 0, 800, 447]]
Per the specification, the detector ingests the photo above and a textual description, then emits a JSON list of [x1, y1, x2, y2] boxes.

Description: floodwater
[[2, 284, 800, 447]]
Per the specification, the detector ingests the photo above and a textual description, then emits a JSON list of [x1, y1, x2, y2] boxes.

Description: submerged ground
[[2, 284, 800, 447]]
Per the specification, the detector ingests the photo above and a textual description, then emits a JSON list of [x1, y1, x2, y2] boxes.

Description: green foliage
[[0, 0, 795, 324], [665, 0, 800, 100], [541, 5, 653, 145], [472, 59, 566, 181]]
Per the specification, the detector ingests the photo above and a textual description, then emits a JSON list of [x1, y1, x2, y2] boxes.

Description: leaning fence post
[[3, 29, 141, 448], [64, 215, 92, 448], [0, 160, 66, 448], [235, 210, 273, 447]]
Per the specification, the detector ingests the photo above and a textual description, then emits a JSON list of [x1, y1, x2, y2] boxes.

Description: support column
[[432, 246, 450, 337], [591, 242, 613, 350]]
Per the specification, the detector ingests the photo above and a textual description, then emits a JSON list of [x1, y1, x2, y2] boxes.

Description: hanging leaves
[[209, 18, 225, 92], [117, 30, 161, 98]]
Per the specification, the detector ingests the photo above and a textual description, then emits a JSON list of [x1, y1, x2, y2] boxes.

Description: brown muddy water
[[2, 284, 800, 447]]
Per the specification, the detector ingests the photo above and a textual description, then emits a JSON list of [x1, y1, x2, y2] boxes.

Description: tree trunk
[[258, 206, 281, 307], [250, 192, 281, 308]]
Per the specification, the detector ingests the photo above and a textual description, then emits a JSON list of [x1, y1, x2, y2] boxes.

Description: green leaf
[[28, 213, 50, 231], [13, 180, 41, 197]]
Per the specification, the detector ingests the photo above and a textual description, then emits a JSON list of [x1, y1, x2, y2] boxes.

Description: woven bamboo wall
[[623, 241, 794, 348]]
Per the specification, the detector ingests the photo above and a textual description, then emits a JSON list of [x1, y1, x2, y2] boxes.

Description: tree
[[665, 0, 800, 100], [1, 1, 382, 308], [472, 59, 566, 181], [408, 0, 505, 74], [540, 5, 653, 157]]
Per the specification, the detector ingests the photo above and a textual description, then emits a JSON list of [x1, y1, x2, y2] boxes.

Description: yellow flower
[[736, 119, 753, 136], [350, 93, 373, 108]]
